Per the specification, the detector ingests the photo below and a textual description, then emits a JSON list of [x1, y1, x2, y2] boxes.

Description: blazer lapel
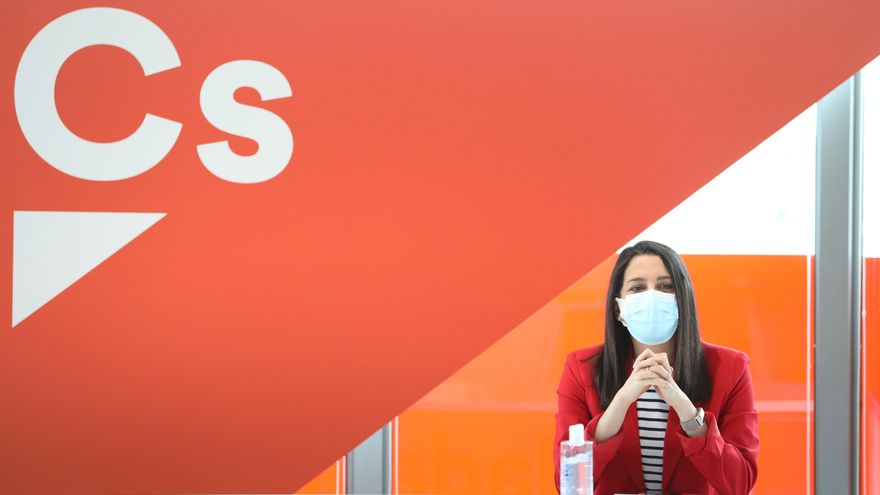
[[619, 401, 647, 492], [662, 406, 683, 491]]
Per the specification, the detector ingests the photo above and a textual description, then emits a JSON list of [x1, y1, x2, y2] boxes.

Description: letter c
[[14, 7, 182, 181]]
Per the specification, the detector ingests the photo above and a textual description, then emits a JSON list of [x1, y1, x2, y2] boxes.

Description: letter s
[[14, 7, 182, 181], [197, 60, 293, 184]]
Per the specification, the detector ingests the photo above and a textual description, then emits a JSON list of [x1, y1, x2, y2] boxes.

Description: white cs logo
[[14, 7, 293, 184]]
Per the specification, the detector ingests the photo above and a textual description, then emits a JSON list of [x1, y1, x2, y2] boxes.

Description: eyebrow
[[625, 275, 672, 284]]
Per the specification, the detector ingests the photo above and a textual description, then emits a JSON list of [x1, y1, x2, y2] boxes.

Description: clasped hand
[[618, 348, 691, 415]]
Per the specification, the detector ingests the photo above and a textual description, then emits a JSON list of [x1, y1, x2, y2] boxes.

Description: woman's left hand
[[638, 353, 698, 421]]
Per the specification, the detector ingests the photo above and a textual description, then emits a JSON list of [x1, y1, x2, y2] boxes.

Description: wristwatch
[[680, 407, 705, 433]]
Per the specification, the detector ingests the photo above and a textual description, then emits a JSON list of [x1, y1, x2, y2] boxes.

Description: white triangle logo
[[12, 211, 165, 327]]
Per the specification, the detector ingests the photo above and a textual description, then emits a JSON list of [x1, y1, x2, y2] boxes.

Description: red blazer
[[554, 342, 759, 495]]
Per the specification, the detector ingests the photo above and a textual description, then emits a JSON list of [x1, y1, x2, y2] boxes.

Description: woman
[[553, 241, 758, 495]]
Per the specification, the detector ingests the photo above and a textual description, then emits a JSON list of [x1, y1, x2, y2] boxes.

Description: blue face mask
[[616, 289, 679, 345]]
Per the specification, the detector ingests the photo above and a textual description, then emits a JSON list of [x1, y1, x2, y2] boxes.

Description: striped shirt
[[637, 386, 668, 494]]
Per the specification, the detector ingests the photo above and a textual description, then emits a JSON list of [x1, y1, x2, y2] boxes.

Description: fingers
[[634, 356, 662, 372], [633, 348, 655, 368], [652, 352, 671, 371], [632, 375, 671, 396], [635, 348, 655, 362], [644, 353, 670, 370], [633, 358, 654, 372], [648, 364, 671, 380], [636, 365, 673, 383], [640, 377, 672, 391], [635, 353, 672, 373]]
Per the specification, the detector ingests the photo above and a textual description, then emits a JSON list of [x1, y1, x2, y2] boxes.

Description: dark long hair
[[591, 240, 711, 410]]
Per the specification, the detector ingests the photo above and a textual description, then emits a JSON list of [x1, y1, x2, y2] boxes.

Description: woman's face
[[619, 254, 675, 298]]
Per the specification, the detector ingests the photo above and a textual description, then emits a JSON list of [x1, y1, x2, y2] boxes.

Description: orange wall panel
[[295, 463, 338, 494], [864, 258, 879, 495]]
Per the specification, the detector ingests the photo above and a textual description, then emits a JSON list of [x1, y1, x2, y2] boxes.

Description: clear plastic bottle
[[560, 423, 593, 495]]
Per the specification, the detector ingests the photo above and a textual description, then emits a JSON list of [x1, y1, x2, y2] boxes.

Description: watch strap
[[680, 407, 705, 433]]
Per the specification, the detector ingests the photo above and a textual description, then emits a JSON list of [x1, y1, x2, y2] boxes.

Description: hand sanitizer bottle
[[560, 423, 593, 495]]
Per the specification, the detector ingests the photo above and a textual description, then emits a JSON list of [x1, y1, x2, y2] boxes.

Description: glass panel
[[397, 107, 817, 494], [860, 56, 880, 495]]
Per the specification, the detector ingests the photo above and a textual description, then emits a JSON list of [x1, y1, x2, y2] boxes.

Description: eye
[[659, 283, 675, 292], [628, 284, 646, 293]]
